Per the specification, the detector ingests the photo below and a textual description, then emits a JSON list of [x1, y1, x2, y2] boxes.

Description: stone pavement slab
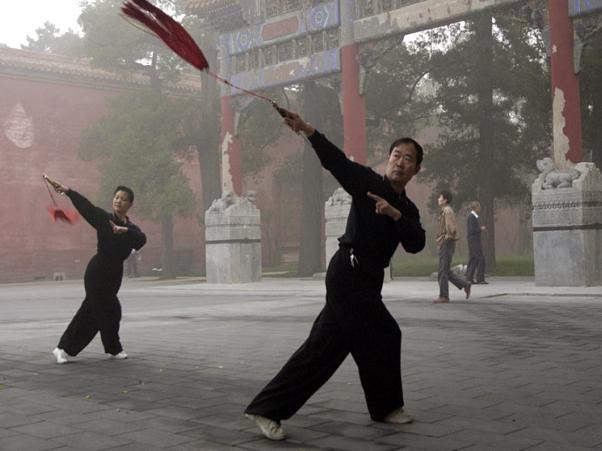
[[0, 277, 601, 450]]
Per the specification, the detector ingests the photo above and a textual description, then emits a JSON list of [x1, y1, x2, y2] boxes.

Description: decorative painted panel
[[224, 48, 340, 94], [569, 0, 602, 17], [353, 0, 521, 43], [219, 0, 339, 56]]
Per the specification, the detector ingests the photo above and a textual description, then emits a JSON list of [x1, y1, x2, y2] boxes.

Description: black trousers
[[58, 296, 123, 356], [437, 240, 466, 299], [466, 240, 486, 282], [245, 248, 404, 421], [58, 255, 124, 356]]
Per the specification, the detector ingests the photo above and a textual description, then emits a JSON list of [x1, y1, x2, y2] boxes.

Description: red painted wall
[[0, 75, 204, 283]]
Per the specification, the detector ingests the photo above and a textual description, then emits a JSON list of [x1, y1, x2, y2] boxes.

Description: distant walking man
[[466, 201, 487, 284], [434, 190, 470, 303]]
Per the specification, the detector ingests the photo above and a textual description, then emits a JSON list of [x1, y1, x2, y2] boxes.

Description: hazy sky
[[1, 1, 83, 48]]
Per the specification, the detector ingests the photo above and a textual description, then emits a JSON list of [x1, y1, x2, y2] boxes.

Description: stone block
[[205, 192, 261, 283], [532, 161, 602, 286]]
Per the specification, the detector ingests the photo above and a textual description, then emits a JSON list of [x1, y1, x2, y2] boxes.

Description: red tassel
[[121, 0, 276, 105], [47, 206, 79, 225], [122, 0, 209, 71]]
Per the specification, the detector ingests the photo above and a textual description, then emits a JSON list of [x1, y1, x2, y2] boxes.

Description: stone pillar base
[[532, 159, 601, 286], [325, 188, 393, 282], [205, 192, 261, 284]]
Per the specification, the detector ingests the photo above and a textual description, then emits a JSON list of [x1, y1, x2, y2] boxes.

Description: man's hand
[[44, 175, 69, 194], [109, 220, 128, 234], [273, 104, 315, 136], [367, 192, 401, 220], [481, 225, 486, 231]]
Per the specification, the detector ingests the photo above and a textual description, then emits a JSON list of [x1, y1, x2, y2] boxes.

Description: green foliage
[[22, 22, 84, 57], [362, 35, 437, 160], [417, 17, 551, 211], [238, 91, 287, 177], [79, 90, 197, 221], [78, 0, 192, 81], [579, 31, 602, 166]]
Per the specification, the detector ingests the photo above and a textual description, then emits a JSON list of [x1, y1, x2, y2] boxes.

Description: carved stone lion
[[208, 191, 237, 213], [326, 187, 352, 207], [536, 157, 580, 189]]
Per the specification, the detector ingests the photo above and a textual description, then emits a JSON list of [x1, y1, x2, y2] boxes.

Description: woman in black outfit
[[45, 176, 146, 364]]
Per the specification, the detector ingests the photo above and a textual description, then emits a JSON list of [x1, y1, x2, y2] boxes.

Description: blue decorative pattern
[[569, 0, 602, 17], [220, 0, 340, 56], [308, 5, 330, 32]]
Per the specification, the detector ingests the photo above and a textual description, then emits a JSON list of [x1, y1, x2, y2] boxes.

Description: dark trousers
[[58, 296, 123, 356], [466, 240, 485, 282], [438, 240, 466, 299], [245, 248, 404, 422]]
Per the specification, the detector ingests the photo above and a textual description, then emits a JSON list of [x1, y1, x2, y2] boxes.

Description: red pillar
[[549, 0, 582, 164], [341, 44, 367, 165], [220, 95, 242, 195]]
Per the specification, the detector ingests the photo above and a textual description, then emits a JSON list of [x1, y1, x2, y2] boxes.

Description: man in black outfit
[[245, 107, 425, 441], [466, 201, 487, 284]]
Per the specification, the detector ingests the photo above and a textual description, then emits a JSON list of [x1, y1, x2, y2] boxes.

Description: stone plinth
[[532, 159, 602, 286], [324, 188, 392, 281], [205, 192, 261, 283], [325, 188, 352, 266]]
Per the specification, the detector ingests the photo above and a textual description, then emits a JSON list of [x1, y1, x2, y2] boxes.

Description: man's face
[[474, 204, 481, 214], [385, 143, 420, 187], [438, 194, 447, 207]]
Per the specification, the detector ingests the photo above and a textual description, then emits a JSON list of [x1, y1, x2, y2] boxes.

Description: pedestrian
[[466, 201, 487, 284], [245, 107, 425, 441], [45, 176, 147, 364], [433, 190, 471, 303]]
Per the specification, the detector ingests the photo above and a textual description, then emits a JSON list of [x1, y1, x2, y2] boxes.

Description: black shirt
[[67, 190, 147, 262], [308, 131, 425, 268]]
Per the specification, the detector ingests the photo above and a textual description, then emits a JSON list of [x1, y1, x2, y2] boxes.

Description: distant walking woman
[[45, 176, 147, 364]]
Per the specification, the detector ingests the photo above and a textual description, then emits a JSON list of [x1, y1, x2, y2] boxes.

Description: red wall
[[0, 75, 204, 283]]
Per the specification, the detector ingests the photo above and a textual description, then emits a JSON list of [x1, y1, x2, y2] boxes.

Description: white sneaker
[[245, 414, 286, 441], [383, 407, 414, 424], [108, 351, 128, 360], [52, 348, 68, 364]]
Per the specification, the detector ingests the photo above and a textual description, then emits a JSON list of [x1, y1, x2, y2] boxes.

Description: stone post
[[532, 159, 602, 286], [205, 191, 261, 283], [324, 188, 392, 280]]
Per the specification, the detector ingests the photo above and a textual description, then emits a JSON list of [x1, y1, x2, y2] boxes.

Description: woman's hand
[[44, 175, 69, 194], [367, 192, 402, 221], [109, 220, 128, 234]]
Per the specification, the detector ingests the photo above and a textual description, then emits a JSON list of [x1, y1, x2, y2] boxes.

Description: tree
[[78, 0, 221, 205], [22, 22, 84, 57], [579, 27, 602, 168], [361, 35, 436, 161], [416, 16, 551, 269], [73, 0, 224, 276], [79, 90, 196, 279]]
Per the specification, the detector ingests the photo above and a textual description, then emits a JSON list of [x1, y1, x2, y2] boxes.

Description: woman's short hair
[[469, 201, 480, 211]]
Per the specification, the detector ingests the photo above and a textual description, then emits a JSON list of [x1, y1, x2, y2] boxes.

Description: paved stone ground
[[0, 277, 601, 450]]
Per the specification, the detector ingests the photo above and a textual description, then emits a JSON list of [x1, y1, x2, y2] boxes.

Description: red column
[[341, 44, 367, 165], [220, 95, 242, 195], [549, 0, 582, 164]]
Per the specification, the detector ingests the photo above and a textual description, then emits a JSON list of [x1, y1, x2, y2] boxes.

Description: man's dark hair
[[439, 189, 453, 205], [114, 185, 135, 203], [389, 137, 423, 166]]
